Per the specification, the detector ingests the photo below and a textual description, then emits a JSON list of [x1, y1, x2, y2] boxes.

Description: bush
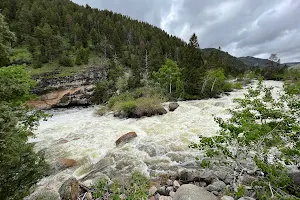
[[59, 54, 73, 67], [92, 80, 114, 104], [93, 172, 149, 199]]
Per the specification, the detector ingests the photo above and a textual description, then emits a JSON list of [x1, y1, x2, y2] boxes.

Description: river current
[[29, 80, 283, 193]]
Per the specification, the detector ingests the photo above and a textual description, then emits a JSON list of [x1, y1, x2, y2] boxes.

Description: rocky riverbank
[[27, 67, 106, 109]]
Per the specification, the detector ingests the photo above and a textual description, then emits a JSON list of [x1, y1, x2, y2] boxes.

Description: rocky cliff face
[[27, 68, 106, 109]]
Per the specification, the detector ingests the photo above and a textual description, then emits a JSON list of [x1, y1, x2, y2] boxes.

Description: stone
[[173, 184, 218, 200], [149, 186, 158, 196], [150, 196, 156, 200], [206, 181, 226, 192], [167, 179, 173, 186], [221, 196, 235, 200], [287, 165, 300, 186], [115, 132, 137, 146], [199, 170, 214, 183], [173, 180, 180, 190], [155, 193, 161, 200], [157, 186, 169, 196], [240, 175, 257, 185], [170, 191, 176, 197], [25, 190, 60, 200], [212, 191, 219, 196], [58, 178, 80, 200], [214, 170, 229, 181], [57, 158, 77, 170], [238, 197, 256, 200], [178, 169, 199, 182], [166, 186, 174, 192], [169, 102, 179, 112], [85, 192, 93, 200], [199, 181, 207, 187], [159, 196, 172, 200]]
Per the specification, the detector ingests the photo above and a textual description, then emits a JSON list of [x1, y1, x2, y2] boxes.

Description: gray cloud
[[73, 0, 300, 62]]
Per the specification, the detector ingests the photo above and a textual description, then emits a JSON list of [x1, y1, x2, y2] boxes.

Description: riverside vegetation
[[0, 0, 299, 199]]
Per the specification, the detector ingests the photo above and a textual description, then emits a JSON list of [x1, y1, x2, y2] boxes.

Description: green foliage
[[153, 59, 183, 96], [0, 65, 49, 200], [59, 53, 73, 67], [92, 80, 115, 104], [93, 172, 150, 200], [235, 185, 246, 198], [190, 81, 300, 199], [0, 65, 36, 104], [105, 87, 166, 118], [0, 13, 16, 67], [75, 47, 90, 65]]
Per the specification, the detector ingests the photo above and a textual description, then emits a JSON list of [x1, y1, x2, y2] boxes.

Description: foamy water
[[29, 80, 283, 194]]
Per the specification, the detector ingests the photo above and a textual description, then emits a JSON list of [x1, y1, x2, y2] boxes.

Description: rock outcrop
[[27, 67, 106, 109], [116, 132, 137, 146], [57, 158, 77, 170]]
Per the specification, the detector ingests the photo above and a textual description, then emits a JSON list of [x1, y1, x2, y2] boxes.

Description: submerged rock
[[57, 158, 77, 170], [173, 184, 218, 200], [169, 102, 179, 112], [59, 178, 80, 200], [115, 132, 137, 146]]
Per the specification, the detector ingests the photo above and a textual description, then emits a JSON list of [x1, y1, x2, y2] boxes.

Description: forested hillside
[[0, 0, 247, 99]]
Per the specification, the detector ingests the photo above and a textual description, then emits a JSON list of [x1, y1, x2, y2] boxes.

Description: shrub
[[59, 54, 73, 67], [93, 172, 149, 199]]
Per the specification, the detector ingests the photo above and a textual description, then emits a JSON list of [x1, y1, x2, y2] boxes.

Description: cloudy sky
[[73, 0, 300, 62]]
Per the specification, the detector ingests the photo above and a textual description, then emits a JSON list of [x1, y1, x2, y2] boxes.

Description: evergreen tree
[[0, 14, 16, 67]]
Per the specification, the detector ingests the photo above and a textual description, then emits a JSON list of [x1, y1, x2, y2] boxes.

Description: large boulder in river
[[173, 184, 218, 200], [169, 102, 179, 112], [116, 132, 137, 146], [57, 159, 77, 170], [59, 178, 80, 200]]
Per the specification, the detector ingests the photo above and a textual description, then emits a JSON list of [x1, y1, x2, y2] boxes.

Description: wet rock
[[199, 181, 207, 187], [287, 165, 300, 186], [159, 196, 172, 200], [149, 186, 158, 196], [167, 179, 173, 186], [155, 193, 161, 200], [206, 181, 226, 192], [221, 196, 235, 200], [115, 132, 137, 146], [169, 102, 179, 112], [57, 158, 77, 170], [59, 177, 80, 200], [130, 106, 167, 118], [238, 197, 256, 200], [85, 192, 93, 200], [170, 191, 176, 197], [166, 186, 174, 193], [157, 186, 169, 196], [173, 180, 180, 190], [178, 169, 199, 182], [173, 184, 218, 200], [25, 190, 60, 200]]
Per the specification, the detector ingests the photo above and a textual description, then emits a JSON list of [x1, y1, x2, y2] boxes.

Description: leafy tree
[[0, 65, 48, 200], [153, 59, 183, 95], [191, 81, 300, 199], [0, 13, 16, 67]]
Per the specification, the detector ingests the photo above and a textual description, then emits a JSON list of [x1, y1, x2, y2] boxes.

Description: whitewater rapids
[[29, 80, 283, 192]]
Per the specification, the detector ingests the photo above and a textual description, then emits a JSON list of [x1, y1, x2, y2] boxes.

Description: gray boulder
[[206, 180, 226, 192], [173, 184, 218, 200], [221, 196, 235, 200], [287, 165, 300, 186], [58, 177, 80, 200], [169, 102, 179, 112]]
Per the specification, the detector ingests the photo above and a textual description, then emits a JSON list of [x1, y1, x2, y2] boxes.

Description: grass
[[27, 54, 108, 78]]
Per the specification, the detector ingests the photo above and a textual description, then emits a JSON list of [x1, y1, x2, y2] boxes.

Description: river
[[29, 80, 283, 193]]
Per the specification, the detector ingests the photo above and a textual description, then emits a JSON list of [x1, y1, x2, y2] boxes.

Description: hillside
[[239, 56, 270, 67]]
